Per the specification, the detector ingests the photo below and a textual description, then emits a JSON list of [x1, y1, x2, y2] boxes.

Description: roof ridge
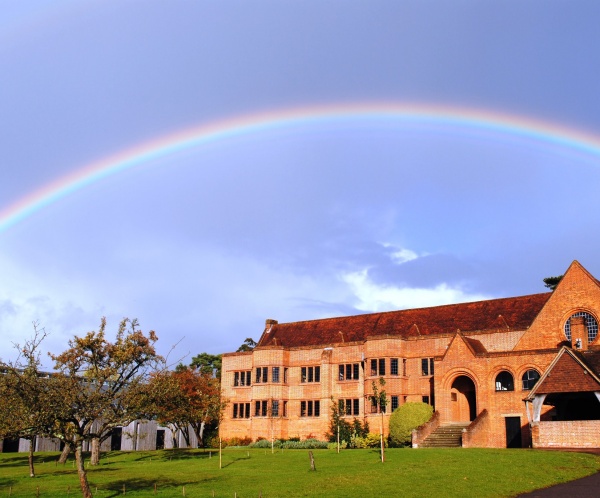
[[274, 292, 552, 327]]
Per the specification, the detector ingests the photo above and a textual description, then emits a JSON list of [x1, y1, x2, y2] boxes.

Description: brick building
[[221, 260, 600, 448]]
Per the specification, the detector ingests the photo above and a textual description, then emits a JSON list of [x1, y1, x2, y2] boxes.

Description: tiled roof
[[528, 348, 600, 396], [257, 292, 551, 348]]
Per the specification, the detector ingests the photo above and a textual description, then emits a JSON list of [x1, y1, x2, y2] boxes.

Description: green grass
[[0, 447, 599, 497]]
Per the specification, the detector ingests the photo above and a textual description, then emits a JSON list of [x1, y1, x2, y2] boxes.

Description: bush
[[351, 433, 386, 449], [281, 439, 328, 449], [213, 436, 253, 448], [388, 402, 434, 447], [250, 439, 282, 449]]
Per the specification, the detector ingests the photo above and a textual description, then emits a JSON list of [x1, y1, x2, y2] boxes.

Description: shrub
[[215, 436, 253, 448], [388, 402, 434, 447], [250, 439, 282, 449], [281, 439, 328, 449], [351, 433, 386, 449]]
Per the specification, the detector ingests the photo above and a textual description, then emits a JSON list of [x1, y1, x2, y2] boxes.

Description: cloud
[[341, 268, 490, 312]]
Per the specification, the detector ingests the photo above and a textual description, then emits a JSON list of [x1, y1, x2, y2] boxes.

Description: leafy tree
[[0, 324, 56, 478], [543, 275, 563, 290], [236, 337, 257, 352], [388, 402, 434, 447], [49, 317, 162, 498], [147, 366, 226, 448], [326, 397, 368, 446], [190, 352, 222, 378]]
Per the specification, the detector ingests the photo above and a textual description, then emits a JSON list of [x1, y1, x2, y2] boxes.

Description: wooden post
[[380, 411, 385, 463], [308, 451, 316, 471], [219, 438, 222, 469], [154, 483, 157, 495], [123, 484, 126, 494], [337, 424, 340, 454]]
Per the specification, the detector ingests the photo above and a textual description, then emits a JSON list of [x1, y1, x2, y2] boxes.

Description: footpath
[[519, 449, 600, 497]]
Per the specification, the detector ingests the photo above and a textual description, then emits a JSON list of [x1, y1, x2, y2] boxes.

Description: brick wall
[[534, 421, 600, 448]]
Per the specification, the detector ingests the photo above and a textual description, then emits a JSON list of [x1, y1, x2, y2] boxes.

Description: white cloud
[[390, 248, 419, 264], [379, 243, 421, 265], [341, 268, 490, 312]]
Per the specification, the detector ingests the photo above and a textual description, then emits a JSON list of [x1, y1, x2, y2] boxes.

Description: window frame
[[522, 369, 540, 391], [495, 371, 515, 392]]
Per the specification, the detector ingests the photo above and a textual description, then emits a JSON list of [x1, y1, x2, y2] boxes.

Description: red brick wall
[[534, 421, 600, 448]]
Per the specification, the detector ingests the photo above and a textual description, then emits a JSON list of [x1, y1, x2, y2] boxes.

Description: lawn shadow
[[137, 449, 213, 462], [0, 455, 30, 468], [221, 454, 251, 468], [96, 477, 181, 497]]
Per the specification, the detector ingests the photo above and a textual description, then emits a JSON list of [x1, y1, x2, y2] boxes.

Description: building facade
[[221, 261, 600, 448]]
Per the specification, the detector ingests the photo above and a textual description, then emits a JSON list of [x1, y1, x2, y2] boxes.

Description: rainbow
[[2, 102, 600, 234]]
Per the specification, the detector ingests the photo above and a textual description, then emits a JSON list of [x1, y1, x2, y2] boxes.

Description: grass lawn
[[0, 447, 599, 497]]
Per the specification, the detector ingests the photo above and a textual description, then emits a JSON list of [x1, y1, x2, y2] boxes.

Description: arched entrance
[[450, 376, 477, 422]]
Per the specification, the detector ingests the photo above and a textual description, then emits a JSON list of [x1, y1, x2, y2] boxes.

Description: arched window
[[564, 311, 598, 344], [495, 371, 514, 391], [521, 369, 540, 391]]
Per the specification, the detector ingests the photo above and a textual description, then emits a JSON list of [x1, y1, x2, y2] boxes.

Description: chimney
[[265, 319, 278, 332], [571, 316, 588, 351]]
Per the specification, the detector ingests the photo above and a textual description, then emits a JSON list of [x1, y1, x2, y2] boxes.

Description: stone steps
[[420, 423, 470, 448]]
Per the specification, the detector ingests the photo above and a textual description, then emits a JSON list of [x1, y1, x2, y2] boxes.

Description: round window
[[564, 311, 598, 343]]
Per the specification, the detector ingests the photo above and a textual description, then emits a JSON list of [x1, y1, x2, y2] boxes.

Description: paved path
[[519, 449, 600, 497], [519, 471, 600, 497]]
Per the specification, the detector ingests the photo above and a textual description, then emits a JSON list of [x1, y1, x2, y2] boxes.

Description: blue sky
[[2, 1, 600, 367]]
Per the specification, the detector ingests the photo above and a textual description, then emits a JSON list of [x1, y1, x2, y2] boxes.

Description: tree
[[0, 323, 56, 478], [543, 275, 563, 290], [190, 352, 222, 378], [369, 378, 388, 462], [147, 366, 226, 449], [326, 397, 368, 447], [388, 402, 433, 447], [236, 337, 257, 352], [49, 317, 162, 498]]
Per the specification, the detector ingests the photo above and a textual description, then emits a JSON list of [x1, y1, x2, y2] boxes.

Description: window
[[495, 371, 514, 391], [283, 401, 288, 417], [255, 400, 268, 416], [233, 371, 251, 387], [370, 395, 386, 413], [403, 359, 407, 376], [421, 358, 434, 376], [564, 311, 599, 344], [338, 398, 360, 416], [233, 403, 250, 419], [272, 367, 280, 383], [255, 367, 268, 383], [300, 400, 320, 417], [338, 363, 359, 381], [422, 396, 430, 405], [272, 400, 279, 417], [284, 368, 288, 383], [391, 395, 399, 411], [522, 369, 540, 390], [301, 366, 320, 383], [370, 358, 386, 376], [390, 358, 399, 376]]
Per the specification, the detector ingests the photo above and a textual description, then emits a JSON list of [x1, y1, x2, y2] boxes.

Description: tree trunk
[[90, 437, 100, 466], [75, 442, 92, 498], [28, 438, 35, 478], [192, 422, 206, 449], [58, 442, 71, 464]]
